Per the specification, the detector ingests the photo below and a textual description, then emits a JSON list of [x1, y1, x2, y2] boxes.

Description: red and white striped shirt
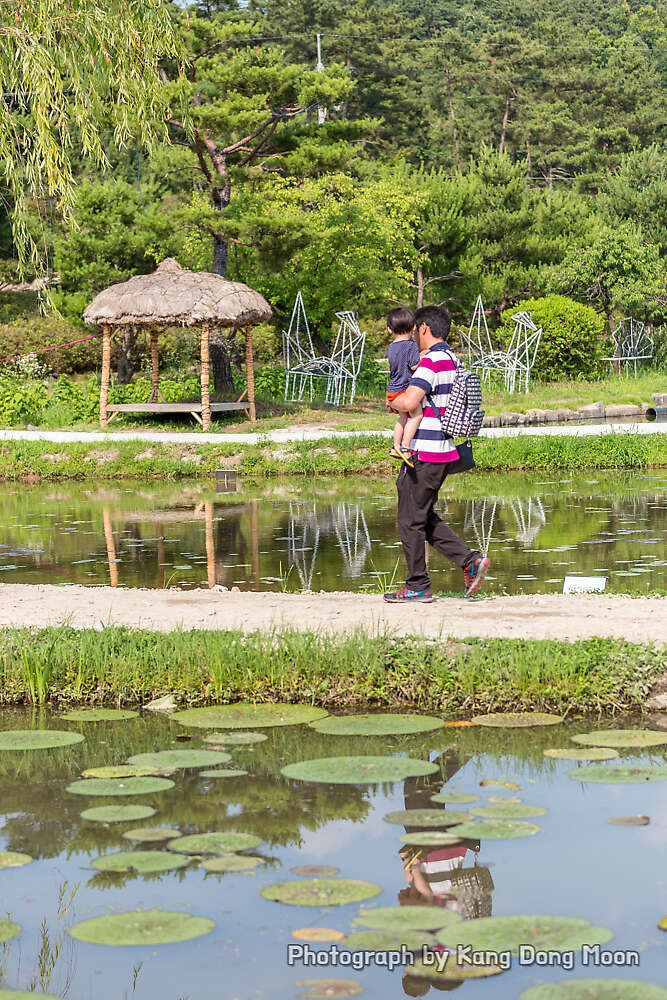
[[408, 342, 459, 463]]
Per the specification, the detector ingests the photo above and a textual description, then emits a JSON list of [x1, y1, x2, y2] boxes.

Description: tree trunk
[[210, 182, 235, 394], [416, 265, 425, 309], [608, 307, 620, 375], [116, 326, 136, 384], [499, 96, 511, 155]]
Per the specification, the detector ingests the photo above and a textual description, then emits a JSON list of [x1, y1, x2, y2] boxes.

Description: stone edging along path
[[1, 584, 665, 645]]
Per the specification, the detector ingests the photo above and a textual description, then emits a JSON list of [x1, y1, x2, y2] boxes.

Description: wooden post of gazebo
[[201, 321, 211, 431], [245, 326, 256, 422], [100, 324, 112, 427]]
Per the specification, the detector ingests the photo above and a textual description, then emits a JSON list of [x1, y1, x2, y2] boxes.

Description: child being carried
[[385, 307, 422, 468]]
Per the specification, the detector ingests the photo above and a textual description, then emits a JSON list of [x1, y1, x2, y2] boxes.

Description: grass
[[1, 626, 664, 716]]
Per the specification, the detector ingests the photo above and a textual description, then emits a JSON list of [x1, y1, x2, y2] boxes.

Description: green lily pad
[[447, 819, 541, 839], [0, 992, 61, 999], [202, 731, 267, 745], [383, 809, 469, 827], [69, 909, 215, 946], [169, 832, 261, 854], [281, 756, 438, 785], [309, 714, 443, 736], [127, 749, 231, 769], [607, 815, 650, 826], [571, 729, 667, 748], [201, 854, 262, 872], [520, 979, 667, 999], [261, 878, 381, 906], [430, 790, 480, 804], [472, 712, 563, 728], [0, 851, 32, 870], [352, 906, 462, 931], [659, 917, 667, 931], [566, 765, 667, 784], [341, 928, 430, 951], [61, 709, 139, 722], [91, 851, 189, 874], [67, 777, 174, 796], [470, 803, 548, 819], [0, 920, 20, 942], [410, 956, 504, 980], [122, 828, 182, 843], [199, 769, 248, 778], [398, 832, 464, 847], [0, 730, 84, 751], [81, 805, 156, 823], [172, 704, 328, 730], [437, 915, 612, 953], [292, 865, 341, 877], [82, 766, 158, 779], [544, 748, 619, 761], [296, 980, 363, 999]]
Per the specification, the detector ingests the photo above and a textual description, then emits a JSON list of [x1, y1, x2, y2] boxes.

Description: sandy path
[[0, 584, 665, 644]]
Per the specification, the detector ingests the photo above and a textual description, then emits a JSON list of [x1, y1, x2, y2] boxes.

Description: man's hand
[[386, 400, 395, 412]]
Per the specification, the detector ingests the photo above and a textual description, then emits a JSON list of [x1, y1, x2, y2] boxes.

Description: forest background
[[1, 0, 665, 411]]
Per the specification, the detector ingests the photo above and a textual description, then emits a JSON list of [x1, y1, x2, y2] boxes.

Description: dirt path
[[1, 584, 665, 644]]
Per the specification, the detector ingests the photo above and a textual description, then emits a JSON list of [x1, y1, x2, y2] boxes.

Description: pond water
[[0, 709, 665, 998], [0, 471, 665, 595]]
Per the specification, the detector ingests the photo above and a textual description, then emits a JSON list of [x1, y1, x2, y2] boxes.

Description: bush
[[50, 375, 100, 423], [499, 295, 605, 380], [0, 373, 48, 425], [0, 310, 100, 374], [253, 365, 286, 399]]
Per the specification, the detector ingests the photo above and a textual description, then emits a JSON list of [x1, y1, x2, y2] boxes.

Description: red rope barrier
[[0, 332, 103, 364]]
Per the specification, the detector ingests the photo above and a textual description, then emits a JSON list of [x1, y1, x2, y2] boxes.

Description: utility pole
[[316, 33, 327, 124]]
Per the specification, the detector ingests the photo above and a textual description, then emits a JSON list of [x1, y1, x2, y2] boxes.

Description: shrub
[[0, 374, 48, 425], [499, 295, 605, 380], [50, 375, 100, 423], [253, 365, 286, 399], [0, 310, 99, 374]]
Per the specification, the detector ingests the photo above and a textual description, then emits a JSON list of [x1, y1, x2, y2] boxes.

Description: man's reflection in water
[[399, 749, 494, 996]]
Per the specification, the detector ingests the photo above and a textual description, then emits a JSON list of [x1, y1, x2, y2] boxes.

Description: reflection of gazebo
[[83, 258, 272, 429]]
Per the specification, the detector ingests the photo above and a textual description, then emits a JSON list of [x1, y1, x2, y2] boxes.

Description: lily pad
[[470, 804, 548, 819], [122, 828, 182, 843], [0, 992, 61, 999], [61, 708, 139, 722], [199, 769, 248, 778], [0, 920, 20, 942], [127, 749, 231, 770], [341, 928, 430, 951], [291, 928, 345, 942], [480, 779, 521, 790], [296, 980, 363, 999], [0, 730, 84, 751], [69, 909, 215, 946], [309, 714, 443, 736], [67, 777, 174, 796], [410, 956, 504, 981], [398, 832, 464, 847], [201, 855, 262, 872], [81, 805, 156, 823], [91, 851, 189, 874], [170, 832, 261, 854], [544, 748, 619, 761], [447, 819, 541, 839], [261, 878, 381, 906], [352, 906, 462, 931], [520, 980, 667, 999], [606, 815, 650, 826], [571, 729, 667, 748], [202, 731, 267, 745], [437, 915, 612, 953], [430, 790, 479, 804], [292, 865, 341, 878], [281, 756, 438, 785], [383, 809, 469, 827], [472, 712, 563, 728], [566, 765, 667, 784], [659, 917, 667, 931], [0, 852, 32, 870], [172, 704, 328, 730], [82, 766, 158, 779]]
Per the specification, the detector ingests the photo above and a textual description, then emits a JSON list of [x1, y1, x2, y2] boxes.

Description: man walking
[[384, 305, 490, 603]]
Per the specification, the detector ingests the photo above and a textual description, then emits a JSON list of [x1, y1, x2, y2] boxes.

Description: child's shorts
[[386, 390, 407, 402]]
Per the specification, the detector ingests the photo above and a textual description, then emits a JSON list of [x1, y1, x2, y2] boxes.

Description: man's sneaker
[[384, 586, 434, 603], [463, 556, 490, 597]]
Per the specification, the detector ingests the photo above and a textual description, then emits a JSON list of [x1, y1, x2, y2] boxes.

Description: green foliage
[[0, 373, 48, 425], [0, 305, 98, 373], [51, 376, 100, 423], [253, 365, 286, 400], [500, 295, 605, 380], [109, 374, 202, 404]]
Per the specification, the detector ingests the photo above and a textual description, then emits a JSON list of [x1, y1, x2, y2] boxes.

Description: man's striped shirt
[[408, 341, 459, 463]]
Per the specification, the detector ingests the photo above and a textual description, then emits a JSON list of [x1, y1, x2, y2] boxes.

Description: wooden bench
[[106, 401, 250, 426]]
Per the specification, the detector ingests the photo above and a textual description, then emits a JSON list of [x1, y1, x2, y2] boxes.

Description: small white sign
[[563, 576, 607, 594]]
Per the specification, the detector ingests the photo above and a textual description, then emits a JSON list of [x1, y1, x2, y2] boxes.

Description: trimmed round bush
[[500, 295, 605, 380]]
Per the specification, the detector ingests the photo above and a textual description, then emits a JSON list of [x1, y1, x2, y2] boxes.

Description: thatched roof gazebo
[[83, 258, 272, 429]]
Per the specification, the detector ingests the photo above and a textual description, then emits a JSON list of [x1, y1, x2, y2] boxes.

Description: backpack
[[427, 350, 485, 440]]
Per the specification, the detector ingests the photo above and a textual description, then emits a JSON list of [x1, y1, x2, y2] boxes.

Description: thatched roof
[[83, 258, 272, 329]]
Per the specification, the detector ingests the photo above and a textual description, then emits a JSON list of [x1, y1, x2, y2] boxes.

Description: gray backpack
[[427, 350, 485, 440]]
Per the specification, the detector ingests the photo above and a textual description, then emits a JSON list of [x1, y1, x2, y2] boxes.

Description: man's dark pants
[[397, 459, 480, 592]]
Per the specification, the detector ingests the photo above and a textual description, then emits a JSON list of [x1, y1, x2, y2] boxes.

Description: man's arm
[[391, 384, 425, 413]]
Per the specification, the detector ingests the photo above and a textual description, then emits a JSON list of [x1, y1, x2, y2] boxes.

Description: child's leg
[[401, 406, 422, 449], [393, 412, 407, 449]]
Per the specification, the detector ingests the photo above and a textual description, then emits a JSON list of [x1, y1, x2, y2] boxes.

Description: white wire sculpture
[[503, 311, 542, 394], [286, 501, 371, 588], [283, 291, 318, 401], [464, 497, 501, 558], [331, 502, 372, 577], [602, 318, 654, 378], [287, 501, 320, 590], [325, 311, 366, 406], [509, 496, 547, 547], [460, 296, 509, 385]]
